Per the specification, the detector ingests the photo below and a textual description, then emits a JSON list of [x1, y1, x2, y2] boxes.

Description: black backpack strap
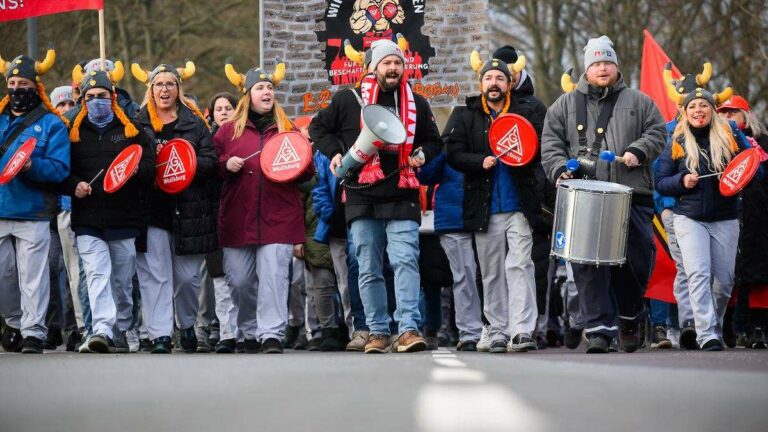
[[0, 105, 49, 160]]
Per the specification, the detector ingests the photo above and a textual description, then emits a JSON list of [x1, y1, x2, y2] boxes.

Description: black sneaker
[[43, 326, 63, 350], [244, 339, 261, 354], [620, 322, 640, 353], [283, 325, 301, 348], [1, 326, 23, 352], [564, 326, 583, 349], [546, 329, 562, 347], [292, 334, 308, 350], [139, 338, 152, 352], [114, 331, 130, 353], [179, 327, 197, 353], [196, 338, 211, 353], [236, 341, 245, 353], [586, 334, 610, 354], [536, 335, 547, 350], [489, 339, 507, 353], [262, 338, 283, 354], [748, 327, 767, 349], [509, 334, 536, 352], [320, 328, 343, 352], [88, 334, 116, 353], [651, 325, 672, 349], [680, 325, 698, 350], [701, 338, 723, 351], [456, 340, 477, 351], [21, 336, 44, 354], [609, 337, 619, 352], [150, 336, 172, 354], [65, 330, 82, 352], [215, 338, 236, 354], [307, 337, 322, 351]]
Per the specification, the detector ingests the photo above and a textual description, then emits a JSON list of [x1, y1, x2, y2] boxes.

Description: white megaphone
[[335, 104, 407, 178]]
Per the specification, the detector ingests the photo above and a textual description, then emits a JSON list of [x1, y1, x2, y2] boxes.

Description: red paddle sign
[[104, 144, 143, 194], [719, 147, 761, 197], [155, 138, 197, 194], [488, 114, 538, 167], [260, 131, 312, 183], [0, 137, 36, 185]]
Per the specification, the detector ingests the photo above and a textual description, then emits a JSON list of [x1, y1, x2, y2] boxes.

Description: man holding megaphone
[[310, 39, 442, 354]]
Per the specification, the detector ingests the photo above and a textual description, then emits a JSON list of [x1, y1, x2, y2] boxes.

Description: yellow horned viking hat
[[561, 68, 577, 93], [224, 58, 285, 95], [69, 62, 138, 142], [470, 47, 526, 81], [130, 60, 208, 132], [663, 61, 732, 106], [0, 46, 69, 125]]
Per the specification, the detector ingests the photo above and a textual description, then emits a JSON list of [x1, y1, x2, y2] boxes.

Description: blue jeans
[[350, 218, 421, 336], [345, 230, 368, 331], [649, 299, 670, 327]]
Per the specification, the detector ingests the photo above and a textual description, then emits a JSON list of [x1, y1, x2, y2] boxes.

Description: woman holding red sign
[[213, 60, 313, 354], [63, 68, 154, 353], [131, 61, 218, 354], [656, 88, 759, 351]]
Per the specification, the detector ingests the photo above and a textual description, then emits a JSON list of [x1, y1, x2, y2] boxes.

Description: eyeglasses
[[153, 82, 177, 90]]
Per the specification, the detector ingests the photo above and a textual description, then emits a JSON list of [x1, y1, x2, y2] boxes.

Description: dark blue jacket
[[417, 153, 464, 233], [655, 121, 754, 221], [311, 150, 338, 243]]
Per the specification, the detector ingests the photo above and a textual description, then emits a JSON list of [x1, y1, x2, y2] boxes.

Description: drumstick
[[697, 171, 723, 179], [242, 150, 262, 161], [600, 150, 625, 163], [87, 169, 105, 186]]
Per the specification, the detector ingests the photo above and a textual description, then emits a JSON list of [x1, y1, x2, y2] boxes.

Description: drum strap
[[574, 91, 619, 178], [0, 105, 48, 161]]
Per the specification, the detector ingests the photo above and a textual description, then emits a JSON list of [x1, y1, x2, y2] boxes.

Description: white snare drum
[[551, 179, 633, 265]]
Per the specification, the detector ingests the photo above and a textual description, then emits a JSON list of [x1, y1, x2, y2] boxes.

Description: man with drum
[[541, 36, 666, 353], [447, 52, 547, 353], [310, 39, 442, 354], [63, 68, 154, 353], [0, 49, 70, 353]]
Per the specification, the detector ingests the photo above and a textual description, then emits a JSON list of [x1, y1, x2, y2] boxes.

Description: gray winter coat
[[540, 74, 666, 199]]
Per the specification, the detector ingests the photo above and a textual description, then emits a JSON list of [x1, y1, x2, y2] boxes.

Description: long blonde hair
[[230, 94, 292, 140], [745, 111, 765, 138], [140, 75, 209, 132], [673, 112, 738, 174]]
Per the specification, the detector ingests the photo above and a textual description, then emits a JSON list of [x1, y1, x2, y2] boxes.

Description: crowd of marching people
[[0, 33, 766, 356]]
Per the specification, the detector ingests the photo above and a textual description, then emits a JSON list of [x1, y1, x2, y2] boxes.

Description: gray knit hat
[[369, 39, 404, 71], [479, 58, 511, 82], [50, 86, 74, 107], [583, 35, 618, 71]]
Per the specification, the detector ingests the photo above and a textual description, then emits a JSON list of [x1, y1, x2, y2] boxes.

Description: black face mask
[[8, 87, 41, 113]]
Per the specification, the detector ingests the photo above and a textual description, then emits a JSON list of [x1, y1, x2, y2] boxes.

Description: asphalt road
[[1, 347, 766, 432]]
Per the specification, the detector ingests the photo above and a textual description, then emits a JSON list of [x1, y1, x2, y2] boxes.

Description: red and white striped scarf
[[357, 74, 419, 189]]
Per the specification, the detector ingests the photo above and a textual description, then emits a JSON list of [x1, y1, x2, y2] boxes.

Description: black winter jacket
[[136, 104, 218, 255], [309, 85, 442, 223], [737, 131, 768, 285], [61, 117, 154, 230], [446, 91, 549, 234]]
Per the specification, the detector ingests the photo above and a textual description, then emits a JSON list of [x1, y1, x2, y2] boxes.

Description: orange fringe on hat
[[481, 91, 511, 117], [38, 82, 69, 127], [670, 125, 740, 161], [70, 92, 139, 142]]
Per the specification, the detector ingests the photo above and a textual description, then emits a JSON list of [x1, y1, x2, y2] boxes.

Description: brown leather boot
[[364, 333, 388, 354], [397, 330, 427, 353]]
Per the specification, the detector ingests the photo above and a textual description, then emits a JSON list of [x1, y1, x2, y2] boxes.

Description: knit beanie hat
[[369, 40, 404, 71], [583, 35, 618, 71], [50, 86, 74, 106]]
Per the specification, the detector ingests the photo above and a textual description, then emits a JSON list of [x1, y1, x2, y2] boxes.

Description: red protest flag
[[0, 0, 103, 23], [639, 29, 681, 122]]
